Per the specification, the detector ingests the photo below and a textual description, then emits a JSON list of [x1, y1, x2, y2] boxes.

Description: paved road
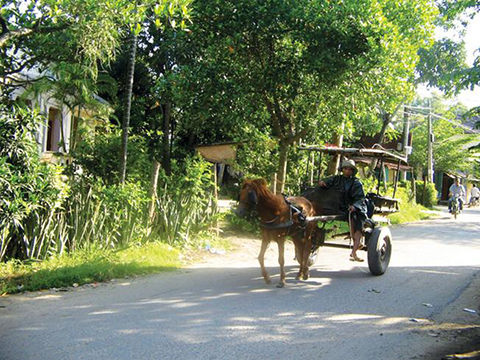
[[1, 207, 479, 360]]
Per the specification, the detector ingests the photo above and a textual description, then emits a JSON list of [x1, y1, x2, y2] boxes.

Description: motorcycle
[[469, 196, 479, 208], [450, 194, 462, 219]]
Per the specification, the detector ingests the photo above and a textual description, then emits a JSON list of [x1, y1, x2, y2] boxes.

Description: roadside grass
[[389, 200, 437, 224], [0, 242, 181, 295]]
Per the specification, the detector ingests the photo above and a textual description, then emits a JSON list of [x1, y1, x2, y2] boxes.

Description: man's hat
[[341, 159, 357, 171], [340, 159, 358, 174]]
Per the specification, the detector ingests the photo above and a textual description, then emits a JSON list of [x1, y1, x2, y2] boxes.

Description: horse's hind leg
[[258, 239, 271, 284], [300, 225, 315, 280], [276, 239, 286, 288], [292, 238, 304, 280]]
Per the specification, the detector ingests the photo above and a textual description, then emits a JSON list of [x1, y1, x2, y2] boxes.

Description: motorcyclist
[[448, 178, 466, 212], [468, 184, 479, 206]]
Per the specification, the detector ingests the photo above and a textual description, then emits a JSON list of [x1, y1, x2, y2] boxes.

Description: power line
[[402, 109, 476, 133]]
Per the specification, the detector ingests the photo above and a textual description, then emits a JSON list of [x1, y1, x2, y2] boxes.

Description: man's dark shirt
[[323, 175, 367, 218]]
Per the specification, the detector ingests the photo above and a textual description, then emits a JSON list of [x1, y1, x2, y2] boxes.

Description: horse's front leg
[[258, 238, 271, 285], [276, 238, 286, 288]]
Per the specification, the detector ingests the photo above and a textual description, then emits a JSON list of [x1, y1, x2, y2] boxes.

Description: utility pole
[[402, 105, 410, 181], [427, 99, 434, 183]]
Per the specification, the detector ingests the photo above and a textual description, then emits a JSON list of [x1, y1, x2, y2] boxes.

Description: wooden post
[[218, 163, 225, 186], [422, 177, 427, 206], [393, 160, 401, 199], [213, 163, 218, 209], [213, 163, 219, 236], [427, 100, 434, 183], [271, 173, 277, 194]]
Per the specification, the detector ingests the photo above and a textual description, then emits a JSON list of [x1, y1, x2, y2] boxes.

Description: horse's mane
[[244, 178, 286, 209]]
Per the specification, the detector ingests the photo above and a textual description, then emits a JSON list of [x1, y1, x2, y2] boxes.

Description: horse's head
[[235, 179, 267, 218]]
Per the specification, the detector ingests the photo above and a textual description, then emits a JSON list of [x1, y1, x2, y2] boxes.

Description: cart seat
[[301, 187, 342, 215], [366, 193, 399, 214]]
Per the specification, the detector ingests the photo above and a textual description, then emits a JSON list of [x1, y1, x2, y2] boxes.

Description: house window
[[46, 107, 62, 152]]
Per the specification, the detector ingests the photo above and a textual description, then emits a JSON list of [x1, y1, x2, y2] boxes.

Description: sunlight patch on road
[[225, 325, 258, 331], [249, 288, 274, 293], [64, 304, 93, 309], [277, 312, 299, 317], [325, 314, 383, 321], [304, 313, 322, 319], [304, 324, 327, 330], [17, 327, 45, 331], [89, 309, 119, 315], [30, 294, 62, 300], [118, 329, 154, 335], [200, 292, 240, 300], [140, 298, 182, 305], [230, 316, 257, 322], [411, 269, 461, 276], [170, 302, 198, 309]]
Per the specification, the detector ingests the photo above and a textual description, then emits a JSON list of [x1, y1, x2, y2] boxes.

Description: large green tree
[[418, 1, 480, 117], [0, 0, 126, 83], [187, 0, 436, 191]]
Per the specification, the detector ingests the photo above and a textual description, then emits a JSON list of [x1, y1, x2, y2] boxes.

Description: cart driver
[[318, 159, 367, 262]]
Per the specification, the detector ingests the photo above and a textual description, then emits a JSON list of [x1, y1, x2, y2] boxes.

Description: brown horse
[[236, 179, 316, 287]]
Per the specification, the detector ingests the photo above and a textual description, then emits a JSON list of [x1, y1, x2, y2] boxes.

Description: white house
[[6, 67, 108, 164]]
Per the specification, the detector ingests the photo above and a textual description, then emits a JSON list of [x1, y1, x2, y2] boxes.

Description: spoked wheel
[[308, 249, 318, 267], [367, 227, 392, 276]]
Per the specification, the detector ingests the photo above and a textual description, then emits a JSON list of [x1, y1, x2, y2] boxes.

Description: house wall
[[11, 85, 72, 156]]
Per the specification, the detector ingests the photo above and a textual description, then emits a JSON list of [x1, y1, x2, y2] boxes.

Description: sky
[[457, 16, 480, 108], [419, 15, 480, 109]]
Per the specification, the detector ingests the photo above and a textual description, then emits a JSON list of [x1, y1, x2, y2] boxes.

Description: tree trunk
[[275, 141, 289, 194], [162, 102, 172, 176], [148, 160, 161, 221], [119, 30, 138, 184], [376, 112, 391, 145], [410, 172, 416, 203], [327, 121, 345, 175], [368, 113, 392, 176]]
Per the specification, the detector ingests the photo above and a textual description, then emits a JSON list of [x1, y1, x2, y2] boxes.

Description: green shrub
[[148, 155, 217, 247], [72, 126, 151, 186], [224, 211, 261, 236], [0, 103, 68, 261], [415, 180, 438, 208], [64, 178, 149, 252]]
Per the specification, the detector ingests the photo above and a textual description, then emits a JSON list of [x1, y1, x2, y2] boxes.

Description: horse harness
[[238, 189, 308, 235], [258, 196, 307, 236]]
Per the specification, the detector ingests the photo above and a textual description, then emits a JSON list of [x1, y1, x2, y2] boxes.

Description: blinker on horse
[[236, 179, 316, 288]]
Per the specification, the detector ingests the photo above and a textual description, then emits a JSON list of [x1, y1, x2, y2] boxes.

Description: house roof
[[195, 142, 240, 164]]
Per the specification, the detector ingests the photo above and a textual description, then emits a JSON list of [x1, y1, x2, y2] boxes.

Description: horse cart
[[299, 146, 409, 276]]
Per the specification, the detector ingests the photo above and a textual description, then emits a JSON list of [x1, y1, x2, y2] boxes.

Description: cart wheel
[[308, 250, 318, 267], [367, 227, 392, 276]]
